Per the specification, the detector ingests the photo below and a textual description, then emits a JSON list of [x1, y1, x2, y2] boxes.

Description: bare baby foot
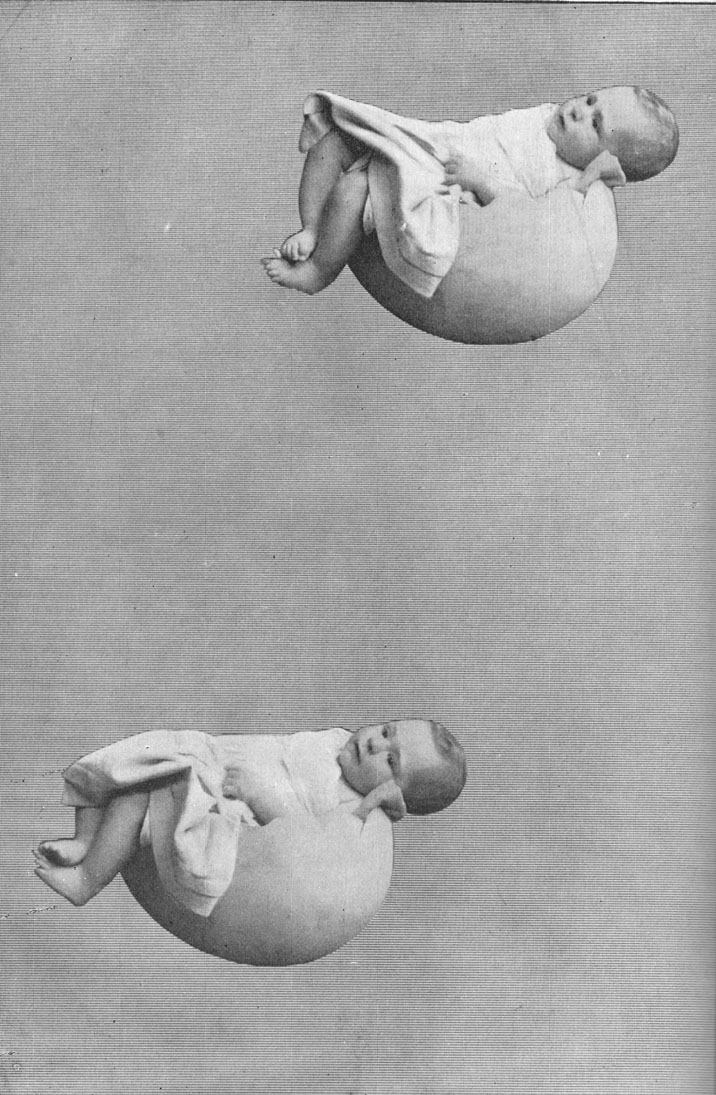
[[261, 251, 325, 295], [33, 852, 92, 906], [38, 837, 89, 866], [280, 227, 317, 262]]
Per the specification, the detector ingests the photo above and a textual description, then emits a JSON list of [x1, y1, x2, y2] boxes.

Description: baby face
[[337, 718, 441, 797], [546, 86, 652, 169]]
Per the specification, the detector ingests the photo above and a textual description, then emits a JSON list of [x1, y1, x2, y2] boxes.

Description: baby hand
[[443, 151, 477, 191], [222, 766, 246, 800], [443, 150, 498, 205], [354, 779, 407, 823], [372, 780, 407, 822], [585, 150, 627, 190]]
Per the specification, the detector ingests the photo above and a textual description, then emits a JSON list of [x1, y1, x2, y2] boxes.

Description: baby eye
[[381, 726, 389, 738], [586, 94, 596, 106]]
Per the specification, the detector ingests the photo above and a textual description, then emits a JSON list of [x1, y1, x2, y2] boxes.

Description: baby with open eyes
[[262, 86, 678, 300], [34, 719, 467, 916]]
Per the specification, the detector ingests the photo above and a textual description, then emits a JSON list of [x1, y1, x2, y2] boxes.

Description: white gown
[[61, 728, 360, 916], [300, 93, 579, 297]]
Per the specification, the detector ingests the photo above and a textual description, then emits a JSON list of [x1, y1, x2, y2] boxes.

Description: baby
[[34, 719, 467, 916], [262, 86, 678, 300]]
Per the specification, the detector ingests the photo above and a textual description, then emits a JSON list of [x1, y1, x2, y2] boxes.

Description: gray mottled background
[[2, 3, 714, 1093]]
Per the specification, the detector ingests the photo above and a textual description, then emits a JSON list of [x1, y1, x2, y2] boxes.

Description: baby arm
[[564, 150, 627, 196], [443, 150, 501, 206], [352, 780, 407, 824], [221, 766, 291, 826]]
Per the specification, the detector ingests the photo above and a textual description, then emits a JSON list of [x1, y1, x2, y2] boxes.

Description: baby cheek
[[376, 757, 393, 783]]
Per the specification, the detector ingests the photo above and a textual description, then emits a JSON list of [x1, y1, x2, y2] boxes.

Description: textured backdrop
[[2, 3, 714, 1093]]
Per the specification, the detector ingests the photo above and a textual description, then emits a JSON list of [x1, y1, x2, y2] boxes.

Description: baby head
[[338, 718, 467, 815], [547, 86, 679, 181]]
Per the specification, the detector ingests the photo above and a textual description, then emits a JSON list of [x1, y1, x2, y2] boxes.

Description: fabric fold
[[60, 728, 357, 917], [298, 93, 578, 298]]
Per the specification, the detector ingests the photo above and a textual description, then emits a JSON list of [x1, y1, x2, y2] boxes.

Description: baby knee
[[337, 170, 368, 198]]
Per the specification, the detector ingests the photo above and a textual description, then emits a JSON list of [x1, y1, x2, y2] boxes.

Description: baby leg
[[281, 129, 360, 262], [263, 169, 369, 294], [34, 790, 149, 906], [38, 805, 103, 865]]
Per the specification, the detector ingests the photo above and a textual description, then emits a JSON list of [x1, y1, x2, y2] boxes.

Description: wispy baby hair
[[613, 87, 679, 182], [403, 721, 467, 816]]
